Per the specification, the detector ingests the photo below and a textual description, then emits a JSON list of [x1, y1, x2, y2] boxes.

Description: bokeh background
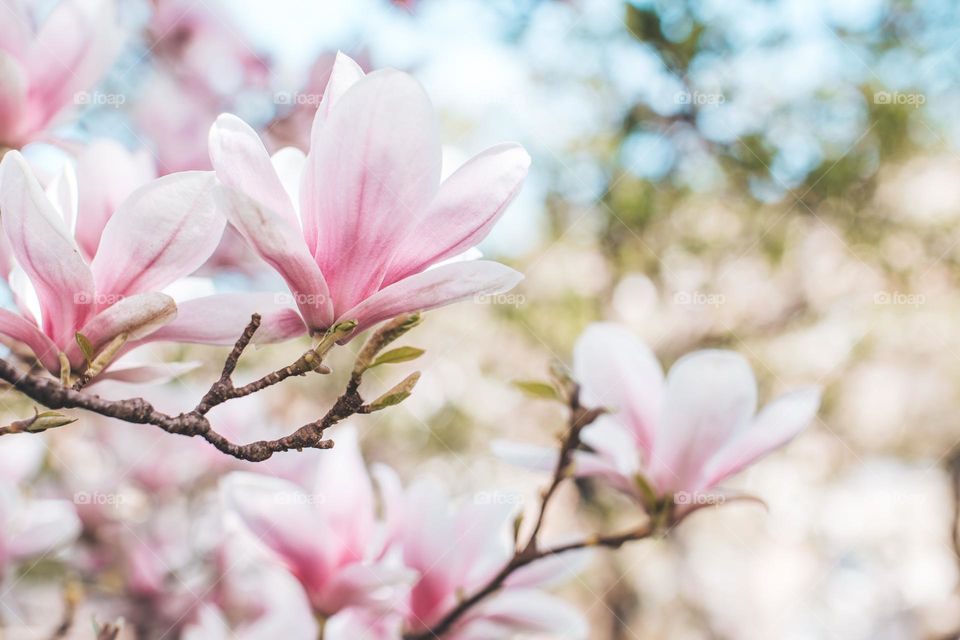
[[5, 0, 960, 638]]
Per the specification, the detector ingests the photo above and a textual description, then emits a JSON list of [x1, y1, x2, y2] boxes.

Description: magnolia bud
[[365, 372, 421, 411]]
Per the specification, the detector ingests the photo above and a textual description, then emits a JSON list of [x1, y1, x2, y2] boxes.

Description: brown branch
[[0, 314, 422, 462], [405, 523, 653, 640], [405, 388, 641, 640]]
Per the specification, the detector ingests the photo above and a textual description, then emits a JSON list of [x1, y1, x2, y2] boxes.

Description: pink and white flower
[[501, 323, 821, 514], [0, 149, 298, 378], [0, 436, 80, 580], [221, 429, 412, 618], [208, 52, 527, 336], [0, 0, 123, 148], [379, 472, 588, 639]]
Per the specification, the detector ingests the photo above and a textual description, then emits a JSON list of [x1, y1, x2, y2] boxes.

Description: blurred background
[[5, 0, 960, 638]]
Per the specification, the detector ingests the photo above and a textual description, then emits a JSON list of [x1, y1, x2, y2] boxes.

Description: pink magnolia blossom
[[208, 52, 527, 336], [500, 323, 821, 513], [0, 437, 80, 579], [221, 428, 412, 618], [147, 0, 270, 99], [0, 0, 123, 148], [378, 472, 588, 639], [0, 149, 298, 378]]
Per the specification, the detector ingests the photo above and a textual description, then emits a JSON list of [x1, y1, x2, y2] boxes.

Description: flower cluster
[[0, 5, 825, 637]]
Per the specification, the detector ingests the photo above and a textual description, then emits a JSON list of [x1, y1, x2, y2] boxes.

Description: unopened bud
[[365, 372, 421, 411]]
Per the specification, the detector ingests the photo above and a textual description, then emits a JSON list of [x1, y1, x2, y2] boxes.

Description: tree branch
[[405, 388, 649, 640], [0, 314, 421, 462]]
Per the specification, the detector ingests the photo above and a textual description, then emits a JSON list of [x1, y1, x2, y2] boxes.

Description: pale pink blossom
[[379, 472, 588, 639], [208, 52, 527, 336], [0, 438, 80, 579], [0, 0, 123, 148], [500, 323, 821, 513], [147, 0, 270, 99], [221, 428, 412, 617], [0, 150, 298, 378]]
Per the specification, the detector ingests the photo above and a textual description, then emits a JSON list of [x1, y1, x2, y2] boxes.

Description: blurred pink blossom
[[0, 0, 123, 148], [221, 428, 413, 617], [500, 323, 821, 516], [0, 436, 80, 580], [209, 53, 527, 336], [378, 472, 588, 639]]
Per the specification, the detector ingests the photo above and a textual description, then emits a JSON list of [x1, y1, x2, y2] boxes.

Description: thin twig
[[405, 389, 640, 640], [0, 314, 421, 462]]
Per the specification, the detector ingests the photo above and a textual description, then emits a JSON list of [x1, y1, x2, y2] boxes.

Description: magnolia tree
[[0, 2, 821, 639]]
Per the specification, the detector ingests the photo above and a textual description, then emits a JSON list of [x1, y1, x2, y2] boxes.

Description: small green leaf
[[367, 372, 421, 411], [512, 380, 560, 401], [27, 411, 77, 433], [75, 333, 95, 364], [370, 347, 425, 368]]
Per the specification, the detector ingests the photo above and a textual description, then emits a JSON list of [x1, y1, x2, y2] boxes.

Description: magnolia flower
[[209, 52, 527, 336], [500, 323, 821, 514], [0, 150, 298, 379], [0, 0, 123, 148], [378, 473, 588, 639], [221, 429, 412, 618], [0, 437, 80, 579]]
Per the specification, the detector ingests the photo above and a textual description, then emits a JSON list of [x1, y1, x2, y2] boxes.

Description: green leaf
[[367, 372, 421, 411], [75, 332, 95, 365], [512, 380, 560, 401], [371, 346, 425, 368]]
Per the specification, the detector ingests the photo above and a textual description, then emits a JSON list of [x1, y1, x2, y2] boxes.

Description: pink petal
[[300, 51, 365, 255], [141, 293, 307, 346], [93, 361, 200, 385], [697, 387, 821, 491], [0, 1, 30, 59], [320, 563, 414, 613], [0, 434, 46, 484], [338, 260, 523, 334], [505, 549, 590, 590], [303, 69, 442, 312], [308, 427, 375, 567], [67, 292, 177, 368], [74, 139, 156, 259], [0, 151, 94, 345], [26, 0, 123, 129], [573, 323, 664, 460], [655, 350, 758, 495], [209, 114, 300, 227], [489, 440, 557, 473], [310, 52, 366, 137], [91, 171, 225, 298], [0, 53, 27, 146], [222, 473, 331, 603], [385, 143, 531, 284], [5, 496, 81, 562], [459, 589, 587, 640], [209, 129, 333, 330], [0, 308, 60, 373]]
